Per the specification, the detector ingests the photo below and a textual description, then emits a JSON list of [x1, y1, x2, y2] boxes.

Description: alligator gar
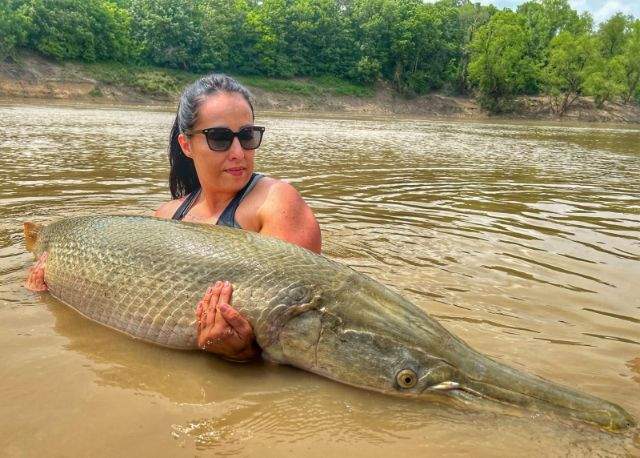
[[23, 215, 635, 430]]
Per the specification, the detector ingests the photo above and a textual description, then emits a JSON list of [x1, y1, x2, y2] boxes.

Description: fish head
[[296, 278, 469, 393], [279, 276, 636, 431]]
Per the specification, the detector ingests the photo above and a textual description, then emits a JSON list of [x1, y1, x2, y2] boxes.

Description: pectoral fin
[[24, 221, 43, 253]]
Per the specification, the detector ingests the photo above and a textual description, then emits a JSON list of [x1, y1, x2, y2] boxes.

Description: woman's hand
[[196, 280, 259, 362], [25, 252, 48, 292]]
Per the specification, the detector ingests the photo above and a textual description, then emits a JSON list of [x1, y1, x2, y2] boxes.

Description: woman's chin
[[219, 169, 252, 191]]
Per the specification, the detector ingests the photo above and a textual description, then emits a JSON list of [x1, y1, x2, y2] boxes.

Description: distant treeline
[[1, 0, 639, 113]]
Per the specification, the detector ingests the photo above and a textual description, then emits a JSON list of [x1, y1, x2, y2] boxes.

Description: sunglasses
[[189, 125, 265, 152]]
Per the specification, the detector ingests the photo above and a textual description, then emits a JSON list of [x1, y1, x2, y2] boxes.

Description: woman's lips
[[225, 167, 245, 176]]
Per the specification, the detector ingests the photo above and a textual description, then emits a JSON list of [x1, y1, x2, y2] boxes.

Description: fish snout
[[599, 402, 636, 431], [415, 345, 637, 430]]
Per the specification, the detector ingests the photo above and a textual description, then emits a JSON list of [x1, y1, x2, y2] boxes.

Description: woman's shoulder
[[248, 176, 307, 214], [251, 176, 322, 253], [154, 196, 187, 219], [254, 174, 295, 195]]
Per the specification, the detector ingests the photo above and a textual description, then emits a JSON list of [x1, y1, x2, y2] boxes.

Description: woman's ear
[[177, 133, 193, 158]]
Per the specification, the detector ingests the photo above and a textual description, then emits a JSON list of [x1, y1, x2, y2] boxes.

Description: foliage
[[598, 12, 631, 58], [451, 0, 496, 94], [542, 32, 596, 116], [0, 0, 31, 60], [246, 0, 357, 78], [468, 11, 536, 112], [23, 0, 133, 62], [197, 0, 259, 74], [348, 0, 465, 94], [0, 0, 31, 62], [516, 0, 592, 93], [128, 0, 204, 69], [353, 56, 382, 84], [582, 57, 624, 107], [615, 19, 640, 104], [517, 0, 592, 48]]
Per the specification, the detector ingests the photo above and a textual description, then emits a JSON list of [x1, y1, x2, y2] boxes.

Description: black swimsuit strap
[[171, 188, 201, 221], [217, 173, 263, 228]]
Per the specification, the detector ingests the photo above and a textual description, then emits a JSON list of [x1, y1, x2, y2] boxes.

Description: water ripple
[[1, 103, 639, 456]]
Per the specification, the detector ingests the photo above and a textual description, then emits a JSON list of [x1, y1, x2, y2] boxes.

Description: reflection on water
[[1, 101, 639, 456]]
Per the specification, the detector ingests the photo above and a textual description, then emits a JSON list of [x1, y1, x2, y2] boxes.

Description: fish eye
[[396, 369, 418, 389]]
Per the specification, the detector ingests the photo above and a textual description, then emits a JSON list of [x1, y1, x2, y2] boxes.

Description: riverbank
[[2, 53, 640, 124]]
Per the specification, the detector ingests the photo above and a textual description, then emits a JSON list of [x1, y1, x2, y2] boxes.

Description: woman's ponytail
[[168, 114, 199, 198]]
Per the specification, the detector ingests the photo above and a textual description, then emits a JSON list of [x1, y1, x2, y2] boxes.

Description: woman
[[26, 74, 322, 362]]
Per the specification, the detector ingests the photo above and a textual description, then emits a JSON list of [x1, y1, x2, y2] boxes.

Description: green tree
[[598, 12, 631, 58], [451, 0, 496, 94], [196, 0, 259, 73], [287, 0, 357, 77], [413, 1, 466, 93], [2, 0, 636, 108], [129, 0, 204, 69], [582, 57, 624, 107], [348, 0, 394, 84], [249, 0, 357, 78], [517, 0, 592, 48], [246, 0, 295, 77], [24, 0, 134, 62], [0, 0, 32, 60], [542, 31, 596, 116], [615, 19, 640, 104], [349, 0, 462, 94], [516, 0, 592, 92], [468, 10, 536, 112], [385, 1, 457, 93]]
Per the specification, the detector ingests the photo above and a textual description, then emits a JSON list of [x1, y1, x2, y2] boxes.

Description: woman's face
[[178, 92, 255, 195]]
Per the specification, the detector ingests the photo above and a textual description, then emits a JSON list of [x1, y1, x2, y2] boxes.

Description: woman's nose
[[227, 137, 245, 160]]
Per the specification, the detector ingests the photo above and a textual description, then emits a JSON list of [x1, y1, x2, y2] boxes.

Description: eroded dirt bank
[[2, 53, 639, 124]]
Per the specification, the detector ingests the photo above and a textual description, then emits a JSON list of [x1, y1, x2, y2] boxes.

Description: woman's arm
[[258, 181, 322, 253]]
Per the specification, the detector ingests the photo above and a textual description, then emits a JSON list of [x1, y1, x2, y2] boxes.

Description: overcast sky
[[475, 0, 639, 23]]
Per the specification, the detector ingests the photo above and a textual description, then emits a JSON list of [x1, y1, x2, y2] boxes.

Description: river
[[1, 101, 639, 456]]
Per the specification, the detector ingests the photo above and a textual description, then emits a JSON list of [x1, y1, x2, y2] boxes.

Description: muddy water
[[1, 101, 639, 456]]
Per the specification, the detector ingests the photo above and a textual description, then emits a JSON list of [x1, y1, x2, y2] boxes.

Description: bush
[[132, 71, 180, 96], [582, 58, 624, 107], [0, 0, 31, 60], [25, 0, 134, 62], [353, 56, 381, 84]]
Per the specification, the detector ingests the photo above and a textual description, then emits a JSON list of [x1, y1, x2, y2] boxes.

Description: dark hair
[[169, 74, 255, 198]]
